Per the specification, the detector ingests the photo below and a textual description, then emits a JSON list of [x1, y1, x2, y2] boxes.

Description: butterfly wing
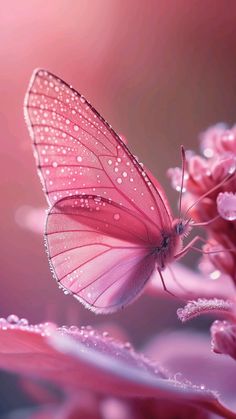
[[24, 69, 173, 311], [46, 195, 156, 313], [24, 69, 172, 236]]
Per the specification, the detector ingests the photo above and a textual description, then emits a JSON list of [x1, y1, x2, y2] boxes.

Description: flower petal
[[0, 317, 234, 417], [211, 320, 236, 361], [217, 192, 236, 221], [177, 298, 233, 322], [145, 330, 236, 414]]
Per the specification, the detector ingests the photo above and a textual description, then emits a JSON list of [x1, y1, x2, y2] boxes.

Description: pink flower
[[168, 123, 236, 284], [177, 289, 236, 366], [0, 315, 235, 418]]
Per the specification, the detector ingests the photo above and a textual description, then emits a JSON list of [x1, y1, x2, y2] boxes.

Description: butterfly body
[[151, 219, 188, 270], [24, 69, 188, 313]]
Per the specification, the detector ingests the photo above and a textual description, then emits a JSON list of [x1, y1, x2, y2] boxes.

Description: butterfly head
[[173, 218, 192, 237]]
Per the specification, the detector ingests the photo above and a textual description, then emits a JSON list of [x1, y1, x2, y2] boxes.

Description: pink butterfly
[[24, 70, 199, 313]]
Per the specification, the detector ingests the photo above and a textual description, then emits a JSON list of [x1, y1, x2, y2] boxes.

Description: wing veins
[[28, 104, 114, 155], [76, 251, 147, 303], [57, 248, 111, 282], [51, 243, 148, 259], [48, 207, 152, 244], [46, 226, 147, 244], [31, 124, 111, 163], [98, 156, 162, 234], [28, 89, 117, 150]]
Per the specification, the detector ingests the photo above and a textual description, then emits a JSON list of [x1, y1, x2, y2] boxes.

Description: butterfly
[[24, 69, 195, 314]]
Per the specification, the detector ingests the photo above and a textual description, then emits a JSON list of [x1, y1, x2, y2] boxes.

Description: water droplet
[[52, 162, 58, 168], [18, 318, 29, 326], [74, 125, 79, 131], [114, 213, 120, 220], [0, 318, 7, 327], [117, 178, 122, 184], [69, 325, 78, 333], [108, 159, 112, 165], [210, 270, 221, 280], [122, 172, 127, 177], [7, 314, 19, 324], [77, 156, 82, 162]]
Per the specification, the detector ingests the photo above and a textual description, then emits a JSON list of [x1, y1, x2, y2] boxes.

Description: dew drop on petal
[[77, 156, 82, 163], [7, 314, 19, 324], [210, 270, 221, 280], [217, 192, 236, 221], [74, 125, 79, 131], [114, 213, 120, 220], [117, 178, 122, 184], [18, 318, 29, 326]]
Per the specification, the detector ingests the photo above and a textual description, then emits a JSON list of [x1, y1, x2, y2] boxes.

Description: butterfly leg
[[157, 268, 176, 297], [174, 235, 204, 260], [175, 235, 234, 259]]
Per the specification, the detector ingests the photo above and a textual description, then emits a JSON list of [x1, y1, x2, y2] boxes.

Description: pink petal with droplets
[[217, 192, 236, 221], [145, 331, 236, 414], [177, 298, 233, 322], [0, 317, 234, 418]]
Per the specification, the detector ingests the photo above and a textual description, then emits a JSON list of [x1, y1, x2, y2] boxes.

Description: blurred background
[[1, 0, 236, 414]]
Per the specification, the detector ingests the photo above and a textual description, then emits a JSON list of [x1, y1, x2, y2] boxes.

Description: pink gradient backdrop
[[1, 0, 236, 343]]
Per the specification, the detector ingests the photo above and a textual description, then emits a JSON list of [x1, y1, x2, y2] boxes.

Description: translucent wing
[[46, 195, 156, 313], [24, 69, 172, 236]]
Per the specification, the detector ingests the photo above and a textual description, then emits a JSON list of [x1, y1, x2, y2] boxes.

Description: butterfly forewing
[[24, 69, 172, 235], [46, 195, 156, 313]]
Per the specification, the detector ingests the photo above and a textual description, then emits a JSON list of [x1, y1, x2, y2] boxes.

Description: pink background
[[1, 1, 236, 346]]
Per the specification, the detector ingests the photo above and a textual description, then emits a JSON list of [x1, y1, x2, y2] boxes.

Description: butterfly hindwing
[[46, 195, 156, 313]]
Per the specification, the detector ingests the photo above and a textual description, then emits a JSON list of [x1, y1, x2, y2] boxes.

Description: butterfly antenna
[[183, 167, 235, 221], [178, 145, 186, 219]]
